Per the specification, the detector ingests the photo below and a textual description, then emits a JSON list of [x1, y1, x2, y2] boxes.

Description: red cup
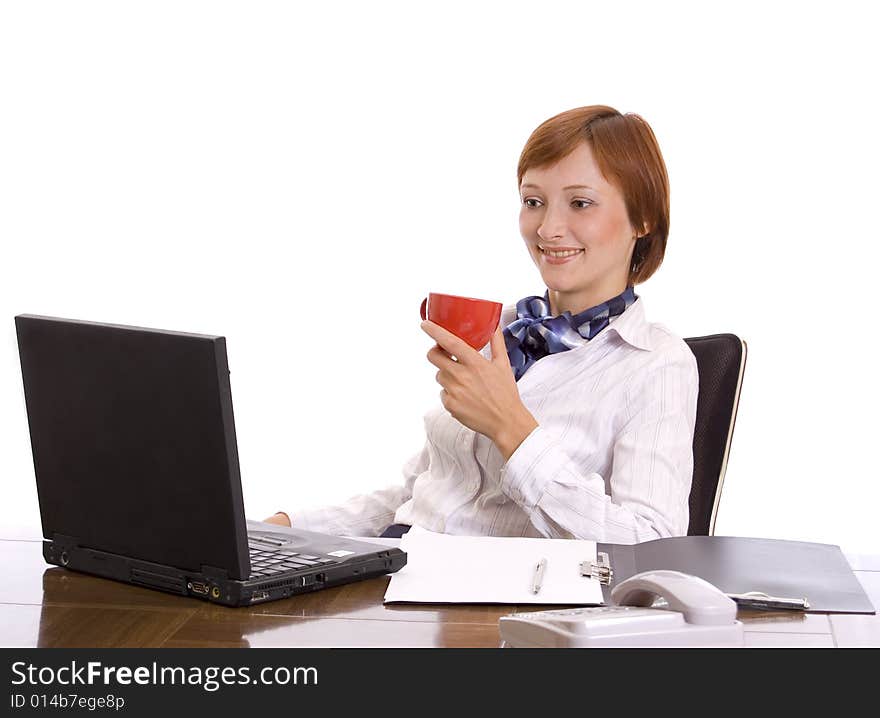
[[420, 293, 503, 349]]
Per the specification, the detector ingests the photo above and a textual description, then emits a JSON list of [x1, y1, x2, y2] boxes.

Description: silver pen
[[726, 591, 811, 611], [532, 558, 547, 595]]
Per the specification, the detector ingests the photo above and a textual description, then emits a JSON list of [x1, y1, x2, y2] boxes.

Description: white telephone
[[499, 569, 744, 648]]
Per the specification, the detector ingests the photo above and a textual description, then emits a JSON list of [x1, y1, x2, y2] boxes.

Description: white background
[[1, 1, 877, 554]]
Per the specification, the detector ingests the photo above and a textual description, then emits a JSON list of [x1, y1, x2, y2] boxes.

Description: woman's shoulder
[[645, 317, 691, 351], [639, 317, 699, 378], [606, 299, 697, 373]]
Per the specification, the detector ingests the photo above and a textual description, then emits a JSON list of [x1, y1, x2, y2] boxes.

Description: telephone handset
[[499, 569, 745, 647]]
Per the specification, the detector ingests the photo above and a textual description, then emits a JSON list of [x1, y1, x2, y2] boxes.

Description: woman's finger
[[421, 320, 478, 365], [489, 323, 509, 366], [426, 344, 458, 368]]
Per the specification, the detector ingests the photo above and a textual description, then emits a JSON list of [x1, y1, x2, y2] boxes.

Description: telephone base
[[499, 605, 745, 648]]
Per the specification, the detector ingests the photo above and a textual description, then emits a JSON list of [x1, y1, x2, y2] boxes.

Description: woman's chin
[[539, 273, 578, 293]]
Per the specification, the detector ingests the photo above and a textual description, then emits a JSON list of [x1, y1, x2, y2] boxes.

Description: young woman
[[267, 105, 698, 544]]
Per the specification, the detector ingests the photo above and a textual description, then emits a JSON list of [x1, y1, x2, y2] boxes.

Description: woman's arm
[[499, 351, 698, 543]]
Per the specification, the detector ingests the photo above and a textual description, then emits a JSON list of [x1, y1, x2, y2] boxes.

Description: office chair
[[683, 334, 747, 536]]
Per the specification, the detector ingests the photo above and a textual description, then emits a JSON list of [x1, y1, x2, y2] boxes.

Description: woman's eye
[[521, 197, 592, 209]]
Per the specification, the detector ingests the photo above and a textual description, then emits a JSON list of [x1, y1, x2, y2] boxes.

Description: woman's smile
[[538, 244, 585, 265]]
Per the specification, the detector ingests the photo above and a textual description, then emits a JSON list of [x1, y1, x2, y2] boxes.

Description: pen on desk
[[532, 558, 547, 595], [726, 592, 811, 611]]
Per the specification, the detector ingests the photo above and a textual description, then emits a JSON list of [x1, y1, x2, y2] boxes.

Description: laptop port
[[211, 586, 221, 599], [187, 581, 209, 595], [250, 590, 270, 603]]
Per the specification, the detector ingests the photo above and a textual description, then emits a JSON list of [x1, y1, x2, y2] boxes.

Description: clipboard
[[383, 528, 606, 605]]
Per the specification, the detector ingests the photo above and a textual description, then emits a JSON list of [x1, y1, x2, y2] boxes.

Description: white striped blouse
[[293, 297, 699, 544]]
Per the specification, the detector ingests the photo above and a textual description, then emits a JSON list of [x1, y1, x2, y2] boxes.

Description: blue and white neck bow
[[502, 286, 637, 381]]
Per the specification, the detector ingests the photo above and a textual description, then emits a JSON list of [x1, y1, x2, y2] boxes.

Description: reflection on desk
[[0, 538, 877, 648]]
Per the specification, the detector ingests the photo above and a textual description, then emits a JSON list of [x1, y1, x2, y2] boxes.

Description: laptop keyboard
[[247, 544, 339, 580]]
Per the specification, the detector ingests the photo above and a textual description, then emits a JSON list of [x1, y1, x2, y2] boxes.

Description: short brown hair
[[517, 105, 670, 285]]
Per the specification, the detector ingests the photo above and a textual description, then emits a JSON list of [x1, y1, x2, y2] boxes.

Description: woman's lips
[[539, 246, 584, 265]]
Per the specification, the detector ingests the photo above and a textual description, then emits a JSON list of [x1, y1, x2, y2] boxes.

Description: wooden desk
[[2, 539, 877, 648]]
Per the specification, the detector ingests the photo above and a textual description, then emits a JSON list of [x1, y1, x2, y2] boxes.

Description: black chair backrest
[[683, 334, 747, 535]]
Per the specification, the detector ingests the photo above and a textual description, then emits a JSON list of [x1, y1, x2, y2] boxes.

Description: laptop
[[14, 314, 407, 607]]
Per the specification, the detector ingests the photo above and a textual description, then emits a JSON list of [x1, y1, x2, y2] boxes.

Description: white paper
[[383, 525, 605, 605]]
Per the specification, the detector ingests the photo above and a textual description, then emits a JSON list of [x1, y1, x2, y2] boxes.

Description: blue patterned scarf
[[502, 286, 637, 381]]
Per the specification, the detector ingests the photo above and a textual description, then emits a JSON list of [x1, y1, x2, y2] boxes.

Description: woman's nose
[[537, 204, 567, 241]]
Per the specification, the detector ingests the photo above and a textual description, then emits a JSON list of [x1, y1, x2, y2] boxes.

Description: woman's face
[[519, 141, 639, 315]]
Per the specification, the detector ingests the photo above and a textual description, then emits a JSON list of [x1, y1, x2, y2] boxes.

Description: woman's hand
[[421, 320, 538, 461], [262, 512, 291, 527]]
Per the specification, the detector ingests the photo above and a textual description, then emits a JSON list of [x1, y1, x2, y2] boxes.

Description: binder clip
[[580, 551, 613, 585]]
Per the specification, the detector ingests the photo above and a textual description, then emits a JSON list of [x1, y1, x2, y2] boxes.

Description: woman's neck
[[548, 282, 629, 316]]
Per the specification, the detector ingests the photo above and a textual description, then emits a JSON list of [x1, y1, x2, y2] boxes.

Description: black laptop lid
[[15, 314, 250, 580]]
